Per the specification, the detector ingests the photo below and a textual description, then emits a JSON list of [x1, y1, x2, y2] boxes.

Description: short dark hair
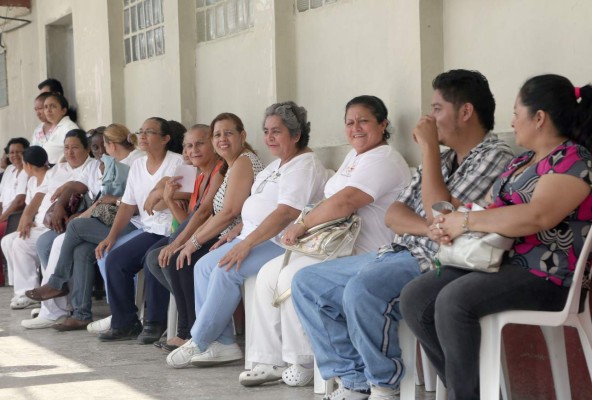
[[264, 101, 311, 149], [38, 78, 63, 95], [7, 137, 30, 151], [345, 95, 391, 139], [432, 69, 495, 132], [65, 129, 89, 149], [23, 146, 49, 167], [167, 120, 187, 154], [519, 74, 592, 152]]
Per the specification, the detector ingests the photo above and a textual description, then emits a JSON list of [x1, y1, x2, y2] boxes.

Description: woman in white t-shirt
[[0, 138, 31, 286], [238, 95, 411, 388], [42, 94, 80, 164], [166, 102, 329, 369], [23, 124, 144, 330], [2, 131, 98, 310], [90, 117, 184, 340], [31, 93, 52, 147]]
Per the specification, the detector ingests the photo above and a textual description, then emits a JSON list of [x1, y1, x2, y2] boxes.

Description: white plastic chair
[[166, 294, 177, 340], [479, 232, 592, 400]]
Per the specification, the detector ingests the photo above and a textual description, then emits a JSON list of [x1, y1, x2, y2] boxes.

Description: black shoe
[[137, 322, 166, 345], [98, 320, 143, 342]]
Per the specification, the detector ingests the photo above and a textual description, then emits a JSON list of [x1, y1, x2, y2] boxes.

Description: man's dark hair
[[38, 78, 64, 95], [432, 69, 495, 132]]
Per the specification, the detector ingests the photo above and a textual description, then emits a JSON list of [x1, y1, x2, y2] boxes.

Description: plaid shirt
[[392, 133, 514, 272]]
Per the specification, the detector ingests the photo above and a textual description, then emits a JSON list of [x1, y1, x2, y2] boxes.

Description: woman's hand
[[217, 241, 251, 271], [158, 243, 179, 268], [210, 223, 242, 250], [143, 190, 160, 216], [282, 222, 307, 245], [17, 219, 33, 239], [163, 177, 181, 203], [95, 236, 116, 260], [432, 212, 466, 244], [175, 240, 196, 270], [50, 203, 68, 233]]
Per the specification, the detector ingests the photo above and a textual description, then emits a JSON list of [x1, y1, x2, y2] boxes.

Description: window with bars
[[296, 0, 339, 12], [196, 0, 254, 43], [123, 0, 165, 64], [0, 52, 7, 108]]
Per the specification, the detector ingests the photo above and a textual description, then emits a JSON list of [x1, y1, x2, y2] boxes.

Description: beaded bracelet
[[462, 211, 470, 233], [191, 234, 202, 250]]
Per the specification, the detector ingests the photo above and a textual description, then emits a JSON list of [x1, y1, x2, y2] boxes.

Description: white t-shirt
[[25, 175, 42, 205], [75, 159, 103, 200], [32, 122, 47, 146], [121, 151, 184, 235], [0, 165, 28, 209], [325, 145, 411, 253], [120, 149, 146, 166], [34, 156, 99, 226], [44, 116, 80, 164], [239, 152, 329, 241]]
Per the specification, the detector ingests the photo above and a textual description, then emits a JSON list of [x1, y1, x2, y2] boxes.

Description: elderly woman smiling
[[240, 95, 411, 388], [167, 101, 329, 368]]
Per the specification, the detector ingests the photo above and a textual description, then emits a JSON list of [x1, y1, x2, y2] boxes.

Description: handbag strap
[[271, 250, 293, 308]]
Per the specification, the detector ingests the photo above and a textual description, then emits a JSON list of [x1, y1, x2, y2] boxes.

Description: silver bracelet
[[462, 211, 470, 233], [191, 234, 202, 250]]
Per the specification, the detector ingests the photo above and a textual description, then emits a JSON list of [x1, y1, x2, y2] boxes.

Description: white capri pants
[[38, 233, 69, 321]]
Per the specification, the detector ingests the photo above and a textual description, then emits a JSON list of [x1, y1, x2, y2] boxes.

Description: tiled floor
[[0, 287, 435, 399]]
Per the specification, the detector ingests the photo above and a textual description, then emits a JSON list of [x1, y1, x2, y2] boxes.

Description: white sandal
[[239, 363, 286, 387], [282, 364, 314, 387]]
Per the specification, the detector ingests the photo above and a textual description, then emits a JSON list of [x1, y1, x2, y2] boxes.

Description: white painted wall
[[443, 0, 592, 135]]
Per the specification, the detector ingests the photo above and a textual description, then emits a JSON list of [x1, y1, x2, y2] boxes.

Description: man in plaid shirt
[[292, 70, 514, 400]]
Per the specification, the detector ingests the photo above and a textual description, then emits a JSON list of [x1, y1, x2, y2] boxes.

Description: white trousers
[[38, 233, 69, 321], [2, 226, 49, 296], [247, 252, 316, 366]]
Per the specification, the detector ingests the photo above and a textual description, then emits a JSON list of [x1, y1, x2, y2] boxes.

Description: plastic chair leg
[[435, 376, 447, 400], [540, 326, 571, 400], [421, 346, 437, 392], [479, 316, 503, 400], [398, 321, 417, 400], [575, 310, 592, 382], [166, 294, 177, 341], [500, 338, 512, 400]]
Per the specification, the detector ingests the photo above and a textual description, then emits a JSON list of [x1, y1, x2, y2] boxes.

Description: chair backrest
[[565, 228, 592, 315]]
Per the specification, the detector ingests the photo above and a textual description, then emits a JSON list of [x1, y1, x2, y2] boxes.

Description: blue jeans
[[399, 264, 569, 400], [36, 229, 59, 269], [190, 238, 284, 350], [291, 250, 421, 391]]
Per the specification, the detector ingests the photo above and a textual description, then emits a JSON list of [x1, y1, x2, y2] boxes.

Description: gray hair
[[263, 101, 311, 149]]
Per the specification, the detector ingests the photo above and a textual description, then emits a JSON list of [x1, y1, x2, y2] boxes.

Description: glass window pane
[[154, 27, 164, 55], [196, 11, 206, 43], [131, 5, 137, 32], [196, 0, 205, 7], [124, 0, 129, 6], [206, 7, 216, 40], [146, 29, 154, 57], [227, 0, 237, 34], [153, 0, 162, 24], [311, 0, 322, 9], [124, 8, 130, 35], [138, 2, 145, 29], [139, 33, 147, 59], [124, 38, 131, 63], [144, 0, 153, 27], [237, 0, 248, 30], [297, 0, 309, 12], [132, 35, 139, 61], [215, 4, 225, 38]]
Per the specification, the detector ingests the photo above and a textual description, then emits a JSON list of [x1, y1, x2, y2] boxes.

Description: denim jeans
[[399, 264, 569, 400], [191, 238, 284, 350], [47, 218, 138, 320], [36, 229, 60, 269], [291, 250, 421, 391]]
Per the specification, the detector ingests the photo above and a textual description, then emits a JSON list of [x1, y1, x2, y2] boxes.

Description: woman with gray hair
[[166, 101, 329, 368]]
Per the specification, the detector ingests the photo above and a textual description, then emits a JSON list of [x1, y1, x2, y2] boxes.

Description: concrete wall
[[443, 0, 592, 134]]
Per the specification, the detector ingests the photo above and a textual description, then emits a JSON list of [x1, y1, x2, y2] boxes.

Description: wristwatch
[[116, 198, 122, 206]]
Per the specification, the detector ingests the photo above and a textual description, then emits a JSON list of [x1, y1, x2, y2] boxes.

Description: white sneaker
[[21, 315, 67, 329], [190, 341, 243, 367], [368, 384, 400, 399], [87, 315, 112, 334], [10, 295, 39, 310], [239, 363, 286, 387], [282, 364, 314, 387], [30, 308, 41, 318], [326, 385, 370, 400], [167, 339, 202, 369]]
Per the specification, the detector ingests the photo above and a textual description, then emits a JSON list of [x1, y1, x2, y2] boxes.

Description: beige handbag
[[435, 232, 514, 273], [271, 204, 362, 307]]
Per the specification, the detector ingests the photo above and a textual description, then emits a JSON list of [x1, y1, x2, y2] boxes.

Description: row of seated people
[[4, 69, 592, 400]]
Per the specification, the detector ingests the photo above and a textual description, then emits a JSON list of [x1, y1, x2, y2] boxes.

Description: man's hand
[[413, 115, 440, 150]]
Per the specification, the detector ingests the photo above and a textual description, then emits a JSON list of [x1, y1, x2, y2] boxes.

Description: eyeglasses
[[255, 170, 281, 194], [135, 129, 162, 136]]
